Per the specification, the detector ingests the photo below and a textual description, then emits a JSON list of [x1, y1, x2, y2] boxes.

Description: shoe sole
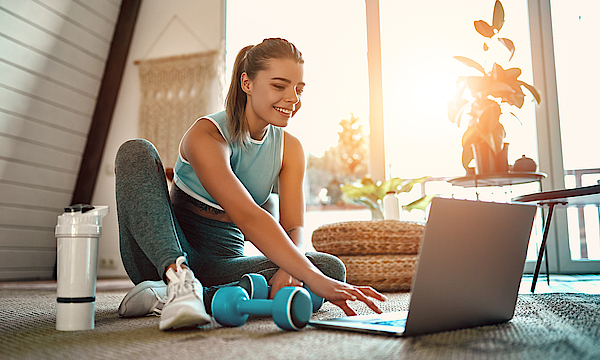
[[159, 306, 211, 330]]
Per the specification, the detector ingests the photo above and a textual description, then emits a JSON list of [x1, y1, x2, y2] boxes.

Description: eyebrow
[[271, 77, 305, 86]]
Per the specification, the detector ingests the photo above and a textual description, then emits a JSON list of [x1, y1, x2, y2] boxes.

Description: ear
[[240, 72, 251, 95]]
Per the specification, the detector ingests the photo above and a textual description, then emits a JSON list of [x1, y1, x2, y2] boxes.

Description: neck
[[245, 107, 269, 141]]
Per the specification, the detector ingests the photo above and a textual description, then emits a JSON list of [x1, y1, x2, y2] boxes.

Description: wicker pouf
[[312, 220, 424, 292], [338, 254, 417, 292]]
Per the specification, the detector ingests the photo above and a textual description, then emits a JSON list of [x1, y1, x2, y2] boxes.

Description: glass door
[[378, 0, 546, 250], [550, 0, 600, 272]]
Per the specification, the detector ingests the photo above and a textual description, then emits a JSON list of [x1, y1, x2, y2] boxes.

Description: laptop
[[309, 197, 537, 336]]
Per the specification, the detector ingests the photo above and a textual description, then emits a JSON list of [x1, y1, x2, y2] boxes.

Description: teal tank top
[[173, 111, 284, 210]]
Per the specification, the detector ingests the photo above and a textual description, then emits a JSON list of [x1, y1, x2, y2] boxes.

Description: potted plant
[[447, 0, 541, 174], [340, 176, 434, 220]]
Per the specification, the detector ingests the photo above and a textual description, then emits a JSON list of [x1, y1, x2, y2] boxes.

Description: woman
[[115, 38, 386, 331]]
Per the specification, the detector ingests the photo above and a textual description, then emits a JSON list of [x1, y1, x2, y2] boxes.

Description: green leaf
[[339, 184, 367, 198], [403, 195, 436, 211], [498, 38, 515, 60], [476, 102, 501, 131], [473, 101, 505, 155], [361, 177, 377, 187], [352, 198, 378, 212], [477, 122, 505, 155], [398, 176, 430, 193], [466, 75, 491, 94], [461, 125, 480, 148], [454, 56, 486, 74], [492, 0, 505, 31], [519, 81, 542, 104], [462, 142, 475, 170], [448, 81, 470, 126], [474, 20, 495, 38], [378, 178, 403, 198], [509, 111, 523, 125]]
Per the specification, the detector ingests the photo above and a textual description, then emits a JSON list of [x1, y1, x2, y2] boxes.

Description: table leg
[[539, 178, 550, 285], [544, 243, 550, 285], [531, 202, 556, 293]]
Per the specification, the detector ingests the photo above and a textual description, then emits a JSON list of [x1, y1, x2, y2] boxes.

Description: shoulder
[[181, 112, 230, 160], [282, 131, 305, 166]]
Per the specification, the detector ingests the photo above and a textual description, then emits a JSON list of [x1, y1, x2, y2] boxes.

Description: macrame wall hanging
[[137, 50, 222, 170]]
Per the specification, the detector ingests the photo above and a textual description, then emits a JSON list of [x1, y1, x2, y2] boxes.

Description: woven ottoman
[[311, 220, 424, 292]]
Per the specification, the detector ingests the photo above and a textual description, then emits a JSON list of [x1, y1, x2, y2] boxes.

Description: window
[[226, 0, 372, 253], [551, 0, 600, 263]]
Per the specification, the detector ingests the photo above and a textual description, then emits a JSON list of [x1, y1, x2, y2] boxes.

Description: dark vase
[[471, 142, 509, 175]]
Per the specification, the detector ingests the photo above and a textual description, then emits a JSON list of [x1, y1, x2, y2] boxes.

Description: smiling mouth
[[274, 106, 292, 116]]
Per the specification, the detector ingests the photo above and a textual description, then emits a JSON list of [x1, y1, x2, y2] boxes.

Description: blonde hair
[[225, 38, 303, 147]]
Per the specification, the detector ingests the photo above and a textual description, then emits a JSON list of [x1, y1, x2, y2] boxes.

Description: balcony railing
[[565, 168, 600, 261]]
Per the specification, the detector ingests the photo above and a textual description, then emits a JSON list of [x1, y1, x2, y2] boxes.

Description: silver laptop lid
[[403, 197, 537, 336]]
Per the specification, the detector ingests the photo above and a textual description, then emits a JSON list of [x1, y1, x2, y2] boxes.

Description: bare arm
[[182, 120, 386, 315], [267, 132, 306, 294]]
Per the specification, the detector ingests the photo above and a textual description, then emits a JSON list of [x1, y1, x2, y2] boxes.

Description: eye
[[273, 84, 285, 90]]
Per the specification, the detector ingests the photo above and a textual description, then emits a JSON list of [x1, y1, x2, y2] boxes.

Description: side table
[[448, 171, 547, 188], [513, 184, 600, 292]]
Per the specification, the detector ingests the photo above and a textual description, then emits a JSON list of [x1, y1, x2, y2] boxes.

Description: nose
[[285, 87, 300, 104]]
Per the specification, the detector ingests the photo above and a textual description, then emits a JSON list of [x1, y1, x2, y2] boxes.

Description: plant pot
[[471, 142, 509, 175]]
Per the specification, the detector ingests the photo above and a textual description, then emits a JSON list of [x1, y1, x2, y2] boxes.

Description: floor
[[2, 274, 600, 294], [518, 274, 600, 294]]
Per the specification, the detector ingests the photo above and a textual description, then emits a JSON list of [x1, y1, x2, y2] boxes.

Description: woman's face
[[242, 58, 304, 130]]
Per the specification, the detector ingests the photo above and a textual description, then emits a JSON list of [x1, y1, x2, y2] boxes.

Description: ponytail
[[225, 38, 303, 147], [226, 45, 254, 146]]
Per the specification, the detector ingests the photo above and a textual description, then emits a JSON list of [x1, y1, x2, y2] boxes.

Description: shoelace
[[180, 271, 203, 298], [165, 257, 202, 305], [149, 289, 166, 316]]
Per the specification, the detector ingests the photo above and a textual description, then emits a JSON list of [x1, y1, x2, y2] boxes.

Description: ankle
[[164, 262, 189, 284]]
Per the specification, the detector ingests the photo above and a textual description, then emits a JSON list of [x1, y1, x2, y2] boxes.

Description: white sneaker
[[159, 256, 211, 330], [118, 280, 167, 317]]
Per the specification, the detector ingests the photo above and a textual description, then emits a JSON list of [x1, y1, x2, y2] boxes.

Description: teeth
[[275, 107, 291, 115]]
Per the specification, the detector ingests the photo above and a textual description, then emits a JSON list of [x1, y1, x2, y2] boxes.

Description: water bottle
[[54, 204, 109, 331]]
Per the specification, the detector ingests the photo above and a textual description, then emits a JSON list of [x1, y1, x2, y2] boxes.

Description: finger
[[269, 284, 283, 299], [331, 300, 357, 316], [359, 295, 383, 314], [351, 288, 384, 314], [355, 286, 388, 302]]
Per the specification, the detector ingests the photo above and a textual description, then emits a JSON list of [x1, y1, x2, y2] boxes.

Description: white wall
[[0, 0, 121, 281], [92, 0, 225, 278]]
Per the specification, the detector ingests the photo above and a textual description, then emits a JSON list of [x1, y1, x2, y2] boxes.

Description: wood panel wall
[[0, 0, 122, 280]]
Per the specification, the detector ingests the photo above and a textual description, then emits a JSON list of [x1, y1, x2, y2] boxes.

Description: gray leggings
[[115, 139, 345, 305]]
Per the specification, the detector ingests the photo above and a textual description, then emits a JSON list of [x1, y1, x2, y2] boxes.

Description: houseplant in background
[[340, 176, 434, 220], [447, 0, 541, 174]]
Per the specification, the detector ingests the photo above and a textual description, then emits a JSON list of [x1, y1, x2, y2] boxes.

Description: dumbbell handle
[[236, 298, 274, 317]]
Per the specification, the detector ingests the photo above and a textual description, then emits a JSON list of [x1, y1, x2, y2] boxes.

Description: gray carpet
[[1, 289, 599, 360]]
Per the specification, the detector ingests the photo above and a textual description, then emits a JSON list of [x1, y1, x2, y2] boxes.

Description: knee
[[115, 139, 161, 172], [307, 252, 346, 283], [116, 139, 156, 161]]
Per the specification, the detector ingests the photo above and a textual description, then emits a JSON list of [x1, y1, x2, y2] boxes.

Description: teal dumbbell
[[211, 284, 312, 331], [238, 273, 269, 299], [238, 273, 324, 312]]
